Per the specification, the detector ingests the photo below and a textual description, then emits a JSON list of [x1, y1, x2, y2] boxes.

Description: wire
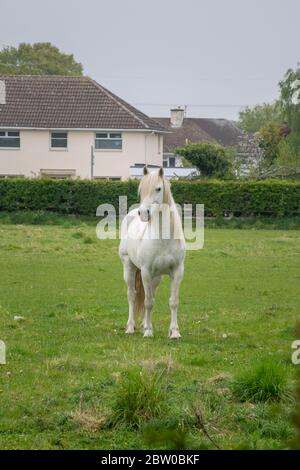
[[98, 75, 277, 82], [132, 103, 248, 108]]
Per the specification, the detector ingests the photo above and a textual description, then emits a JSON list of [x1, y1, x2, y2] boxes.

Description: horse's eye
[[156, 187, 162, 192]]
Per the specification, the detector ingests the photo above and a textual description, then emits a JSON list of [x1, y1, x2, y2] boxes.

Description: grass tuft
[[232, 358, 289, 403], [109, 369, 168, 429], [71, 407, 107, 432]]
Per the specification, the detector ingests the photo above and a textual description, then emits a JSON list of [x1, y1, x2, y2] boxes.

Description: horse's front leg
[[169, 265, 184, 339], [122, 256, 137, 334], [141, 269, 155, 337]]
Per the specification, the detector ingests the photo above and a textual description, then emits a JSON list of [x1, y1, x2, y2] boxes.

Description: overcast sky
[[1, 0, 299, 120]]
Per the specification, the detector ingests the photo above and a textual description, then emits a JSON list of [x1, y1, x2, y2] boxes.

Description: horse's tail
[[134, 269, 145, 320]]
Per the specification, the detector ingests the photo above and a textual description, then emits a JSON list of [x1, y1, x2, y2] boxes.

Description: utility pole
[[91, 145, 95, 179]]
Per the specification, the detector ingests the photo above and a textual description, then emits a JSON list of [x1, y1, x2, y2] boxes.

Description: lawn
[[0, 219, 299, 450]]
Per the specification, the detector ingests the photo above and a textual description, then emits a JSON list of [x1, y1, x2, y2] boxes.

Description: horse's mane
[[138, 172, 184, 240]]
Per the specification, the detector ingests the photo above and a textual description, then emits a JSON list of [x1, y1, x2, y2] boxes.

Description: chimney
[[170, 107, 184, 128], [0, 81, 6, 105]]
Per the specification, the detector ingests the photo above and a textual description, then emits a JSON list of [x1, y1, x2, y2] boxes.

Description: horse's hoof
[[125, 326, 135, 334], [169, 329, 181, 340], [143, 329, 153, 338]]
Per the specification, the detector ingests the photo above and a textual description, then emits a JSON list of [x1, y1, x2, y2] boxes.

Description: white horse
[[119, 166, 185, 339]]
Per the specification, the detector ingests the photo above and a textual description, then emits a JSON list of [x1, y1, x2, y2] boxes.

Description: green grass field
[[0, 219, 299, 449]]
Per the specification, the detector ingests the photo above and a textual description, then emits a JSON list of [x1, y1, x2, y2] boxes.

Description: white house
[[0, 75, 167, 180]]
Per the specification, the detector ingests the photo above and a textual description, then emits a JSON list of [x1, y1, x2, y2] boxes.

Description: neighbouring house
[[154, 108, 244, 176], [0, 75, 167, 180]]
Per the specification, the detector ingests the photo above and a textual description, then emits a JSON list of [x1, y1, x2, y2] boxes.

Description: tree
[[277, 139, 300, 168], [279, 65, 300, 151], [176, 142, 232, 178], [255, 122, 283, 168], [237, 102, 283, 133], [0, 43, 83, 76]]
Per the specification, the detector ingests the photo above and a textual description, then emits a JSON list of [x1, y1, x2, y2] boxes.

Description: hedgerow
[[0, 178, 299, 216]]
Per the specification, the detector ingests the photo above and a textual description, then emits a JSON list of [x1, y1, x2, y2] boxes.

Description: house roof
[[153, 117, 243, 153], [191, 118, 243, 146], [0, 75, 166, 131]]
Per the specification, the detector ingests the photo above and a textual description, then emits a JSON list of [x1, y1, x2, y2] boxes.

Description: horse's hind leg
[[122, 256, 137, 334], [152, 275, 162, 295], [169, 265, 184, 339]]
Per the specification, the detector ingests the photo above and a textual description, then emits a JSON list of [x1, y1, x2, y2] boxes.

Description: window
[[95, 132, 122, 150], [50, 131, 68, 149], [0, 174, 24, 178], [163, 154, 176, 168], [94, 176, 121, 181], [169, 157, 176, 168], [40, 169, 76, 179], [0, 130, 20, 148]]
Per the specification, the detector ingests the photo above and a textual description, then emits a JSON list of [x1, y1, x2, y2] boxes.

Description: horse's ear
[[159, 166, 164, 178], [143, 165, 149, 175]]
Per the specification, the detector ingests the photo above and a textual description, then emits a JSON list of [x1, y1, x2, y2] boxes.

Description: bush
[[171, 179, 300, 216], [0, 178, 300, 217], [176, 142, 231, 178], [0, 178, 138, 215]]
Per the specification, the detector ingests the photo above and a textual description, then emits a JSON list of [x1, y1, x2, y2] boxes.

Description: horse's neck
[[170, 200, 185, 241]]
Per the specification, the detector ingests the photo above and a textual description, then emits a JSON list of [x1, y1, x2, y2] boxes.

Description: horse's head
[[138, 166, 171, 222]]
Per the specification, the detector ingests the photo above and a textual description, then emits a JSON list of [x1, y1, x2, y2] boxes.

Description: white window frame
[[40, 169, 76, 179], [95, 132, 122, 151], [50, 131, 68, 151], [93, 176, 122, 181], [0, 130, 20, 150]]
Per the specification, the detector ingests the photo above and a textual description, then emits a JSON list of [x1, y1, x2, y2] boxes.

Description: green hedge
[[0, 178, 299, 216], [171, 180, 300, 216]]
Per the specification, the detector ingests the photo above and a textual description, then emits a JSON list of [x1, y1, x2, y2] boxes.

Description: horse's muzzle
[[138, 209, 150, 222]]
